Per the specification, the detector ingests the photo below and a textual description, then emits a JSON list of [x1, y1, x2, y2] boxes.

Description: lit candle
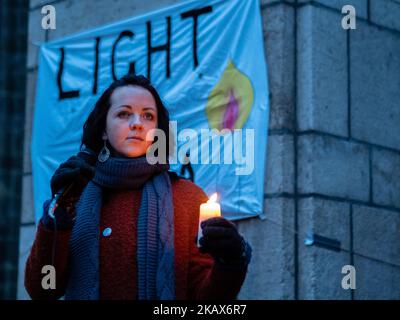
[[198, 193, 221, 247]]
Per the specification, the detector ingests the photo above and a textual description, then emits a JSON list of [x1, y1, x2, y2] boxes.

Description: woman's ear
[[102, 131, 107, 140]]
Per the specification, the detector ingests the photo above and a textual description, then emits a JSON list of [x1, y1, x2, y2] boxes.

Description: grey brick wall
[[297, 6, 349, 137], [298, 134, 370, 201], [353, 205, 400, 299], [293, 0, 400, 299], [19, 0, 400, 299], [238, 197, 295, 299], [351, 20, 400, 150], [298, 198, 352, 299], [258, 0, 400, 300], [372, 149, 400, 208]]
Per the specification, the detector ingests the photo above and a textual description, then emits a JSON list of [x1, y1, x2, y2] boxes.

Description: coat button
[[103, 227, 112, 237]]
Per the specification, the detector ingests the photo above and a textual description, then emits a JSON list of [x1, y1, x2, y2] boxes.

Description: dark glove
[[41, 199, 75, 230], [50, 149, 96, 196], [199, 217, 252, 265]]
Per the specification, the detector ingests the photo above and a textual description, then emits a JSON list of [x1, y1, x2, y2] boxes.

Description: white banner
[[32, 0, 269, 223]]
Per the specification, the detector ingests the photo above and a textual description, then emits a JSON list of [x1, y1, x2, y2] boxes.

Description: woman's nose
[[129, 114, 143, 130]]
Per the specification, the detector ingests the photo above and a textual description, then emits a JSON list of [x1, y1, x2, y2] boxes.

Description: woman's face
[[104, 85, 158, 158]]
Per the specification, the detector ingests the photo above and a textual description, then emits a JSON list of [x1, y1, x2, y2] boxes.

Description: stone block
[[298, 134, 369, 201], [297, 5, 348, 137], [237, 197, 295, 299]]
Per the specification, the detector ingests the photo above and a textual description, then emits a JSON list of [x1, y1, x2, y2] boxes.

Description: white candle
[[198, 193, 221, 247]]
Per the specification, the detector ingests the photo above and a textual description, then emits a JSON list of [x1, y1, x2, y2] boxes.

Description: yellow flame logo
[[205, 59, 254, 131]]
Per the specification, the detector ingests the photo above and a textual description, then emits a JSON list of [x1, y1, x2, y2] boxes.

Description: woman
[[25, 74, 252, 300]]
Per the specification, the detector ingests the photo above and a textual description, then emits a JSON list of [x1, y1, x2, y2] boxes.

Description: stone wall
[[19, 0, 400, 299]]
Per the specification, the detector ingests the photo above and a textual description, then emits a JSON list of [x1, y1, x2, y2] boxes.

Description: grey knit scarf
[[64, 155, 175, 300]]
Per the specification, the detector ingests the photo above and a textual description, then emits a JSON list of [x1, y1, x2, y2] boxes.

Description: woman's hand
[[198, 217, 251, 265], [50, 149, 96, 196]]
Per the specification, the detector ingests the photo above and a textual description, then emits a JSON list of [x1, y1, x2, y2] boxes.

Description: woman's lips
[[126, 136, 144, 141]]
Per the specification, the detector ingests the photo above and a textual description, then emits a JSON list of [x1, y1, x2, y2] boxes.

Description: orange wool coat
[[25, 178, 248, 300]]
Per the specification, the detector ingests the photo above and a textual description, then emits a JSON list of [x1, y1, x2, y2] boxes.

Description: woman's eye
[[143, 113, 154, 120], [118, 111, 130, 118]]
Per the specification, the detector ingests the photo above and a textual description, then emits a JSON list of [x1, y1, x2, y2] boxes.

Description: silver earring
[[98, 139, 110, 162]]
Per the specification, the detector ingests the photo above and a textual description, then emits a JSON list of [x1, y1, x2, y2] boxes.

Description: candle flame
[[208, 193, 218, 203]]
